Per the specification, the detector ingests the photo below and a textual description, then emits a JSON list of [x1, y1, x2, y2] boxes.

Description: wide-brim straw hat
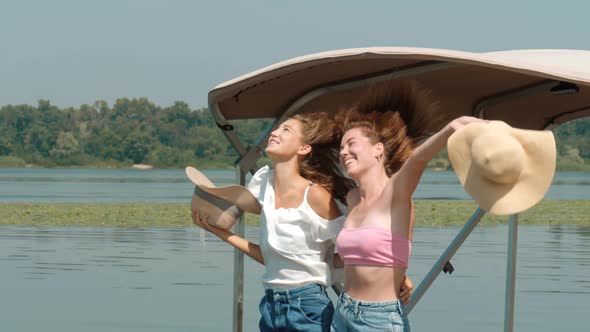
[[186, 167, 261, 230], [447, 121, 556, 216]]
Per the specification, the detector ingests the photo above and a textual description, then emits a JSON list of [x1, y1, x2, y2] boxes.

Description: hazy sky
[[1, 0, 588, 109]]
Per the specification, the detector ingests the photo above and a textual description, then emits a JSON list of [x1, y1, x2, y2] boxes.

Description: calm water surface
[[1, 168, 590, 202], [1, 168, 589, 331], [1, 225, 589, 332]]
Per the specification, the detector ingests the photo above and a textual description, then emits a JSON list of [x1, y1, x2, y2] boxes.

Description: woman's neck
[[355, 165, 389, 200], [272, 158, 306, 192]]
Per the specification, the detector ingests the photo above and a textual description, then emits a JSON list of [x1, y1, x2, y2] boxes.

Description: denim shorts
[[330, 292, 410, 332], [259, 283, 334, 332]]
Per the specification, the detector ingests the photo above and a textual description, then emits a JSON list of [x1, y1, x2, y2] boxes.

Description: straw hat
[[185, 167, 261, 230], [447, 121, 556, 215]]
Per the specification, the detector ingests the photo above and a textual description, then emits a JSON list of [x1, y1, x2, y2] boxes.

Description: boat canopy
[[209, 47, 590, 128]]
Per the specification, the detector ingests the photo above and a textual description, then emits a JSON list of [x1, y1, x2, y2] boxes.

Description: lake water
[[1, 225, 589, 332], [1, 168, 589, 331], [1, 168, 590, 202]]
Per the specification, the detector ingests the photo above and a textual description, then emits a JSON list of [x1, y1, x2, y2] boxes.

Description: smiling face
[[339, 126, 384, 178], [265, 118, 310, 160]]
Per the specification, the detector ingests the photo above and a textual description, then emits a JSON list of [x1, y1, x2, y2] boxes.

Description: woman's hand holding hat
[[185, 166, 261, 231], [447, 116, 489, 132], [191, 210, 226, 235], [447, 120, 556, 215]]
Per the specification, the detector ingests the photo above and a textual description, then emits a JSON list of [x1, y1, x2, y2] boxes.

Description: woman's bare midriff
[[344, 265, 406, 302]]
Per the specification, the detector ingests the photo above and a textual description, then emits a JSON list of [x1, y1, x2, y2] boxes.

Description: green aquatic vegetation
[[0, 156, 26, 167], [413, 200, 590, 226], [0, 203, 260, 227], [0, 201, 588, 227]]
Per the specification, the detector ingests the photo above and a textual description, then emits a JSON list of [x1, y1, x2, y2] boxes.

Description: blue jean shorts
[[259, 283, 334, 332], [331, 292, 410, 332]]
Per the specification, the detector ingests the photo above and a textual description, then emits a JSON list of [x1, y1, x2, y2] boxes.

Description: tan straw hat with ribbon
[[186, 167, 261, 230], [447, 121, 556, 215]]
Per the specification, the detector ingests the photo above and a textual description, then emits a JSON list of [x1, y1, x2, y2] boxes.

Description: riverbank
[[1, 201, 588, 227]]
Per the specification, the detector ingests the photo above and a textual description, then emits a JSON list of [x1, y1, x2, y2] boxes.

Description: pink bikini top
[[336, 226, 411, 269]]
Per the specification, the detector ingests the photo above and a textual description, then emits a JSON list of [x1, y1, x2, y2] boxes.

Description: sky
[[0, 0, 588, 109]]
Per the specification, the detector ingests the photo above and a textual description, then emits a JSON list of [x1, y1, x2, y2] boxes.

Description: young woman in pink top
[[332, 83, 486, 331]]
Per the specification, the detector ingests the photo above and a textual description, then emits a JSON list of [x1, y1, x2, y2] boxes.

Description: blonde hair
[[292, 112, 355, 203], [338, 81, 442, 176]]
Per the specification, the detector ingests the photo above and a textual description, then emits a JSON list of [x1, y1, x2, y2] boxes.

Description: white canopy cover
[[208, 47, 590, 130]]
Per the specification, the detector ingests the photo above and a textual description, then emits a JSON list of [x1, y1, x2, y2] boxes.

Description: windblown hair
[[292, 112, 356, 204], [337, 81, 443, 176]]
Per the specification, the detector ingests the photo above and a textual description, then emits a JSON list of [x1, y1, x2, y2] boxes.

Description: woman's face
[[339, 127, 383, 178], [265, 118, 309, 160]]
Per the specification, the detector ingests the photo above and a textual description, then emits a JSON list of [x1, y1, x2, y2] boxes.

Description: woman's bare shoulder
[[307, 185, 341, 220]]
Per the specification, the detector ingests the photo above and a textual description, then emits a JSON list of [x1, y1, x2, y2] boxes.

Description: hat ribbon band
[[194, 187, 244, 218]]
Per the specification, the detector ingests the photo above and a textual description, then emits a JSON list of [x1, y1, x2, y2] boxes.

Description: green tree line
[[0, 99, 271, 168], [0, 99, 589, 170]]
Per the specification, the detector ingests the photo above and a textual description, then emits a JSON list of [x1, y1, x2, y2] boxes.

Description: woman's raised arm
[[393, 116, 487, 198]]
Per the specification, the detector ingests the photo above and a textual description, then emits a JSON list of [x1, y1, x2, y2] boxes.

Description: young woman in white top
[[332, 83, 486, 331], [192, 112, 357, 331]]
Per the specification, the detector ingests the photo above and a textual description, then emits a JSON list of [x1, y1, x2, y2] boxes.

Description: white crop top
[[247, 166, 346, 289]]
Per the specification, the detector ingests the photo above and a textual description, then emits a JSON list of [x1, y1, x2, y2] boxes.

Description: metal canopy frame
[[207, 60, 588, 332]]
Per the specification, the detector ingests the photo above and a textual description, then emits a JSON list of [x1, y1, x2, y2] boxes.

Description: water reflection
[[0, 225, 589, 331]]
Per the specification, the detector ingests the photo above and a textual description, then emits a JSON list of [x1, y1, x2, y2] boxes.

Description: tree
[[0, 132, 13, 155], [122, 131, 156, 164], [50, 131, 80, 158]]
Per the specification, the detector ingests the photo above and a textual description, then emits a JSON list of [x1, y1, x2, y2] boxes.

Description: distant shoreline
[[1, 201, 588, 227], [0, 162, 239, 171], [1, 164, 590, 172]]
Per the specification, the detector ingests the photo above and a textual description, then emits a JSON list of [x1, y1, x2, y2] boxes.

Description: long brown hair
[[292, 112, 356, 203], [338, 81, 442, 176]]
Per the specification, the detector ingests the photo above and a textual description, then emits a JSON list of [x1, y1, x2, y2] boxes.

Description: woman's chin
[[265, 147, 278, 156], [264, 149, 287, 161], [344, 165, 359, 177]]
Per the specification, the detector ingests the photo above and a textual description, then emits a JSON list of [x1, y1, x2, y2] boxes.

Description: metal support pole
[[232, 167, 247, 332], [544, 106, 590, 130], [208, 101, 249, 158], [473, 80, 558, 119], [406, 208, 486, 314], [504, 214, 518, 332]]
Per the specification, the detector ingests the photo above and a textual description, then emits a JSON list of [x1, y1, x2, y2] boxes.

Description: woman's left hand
[[192, 210, 226, 235], [448, 116, 488, 132], [399, 275, 414, 304]]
